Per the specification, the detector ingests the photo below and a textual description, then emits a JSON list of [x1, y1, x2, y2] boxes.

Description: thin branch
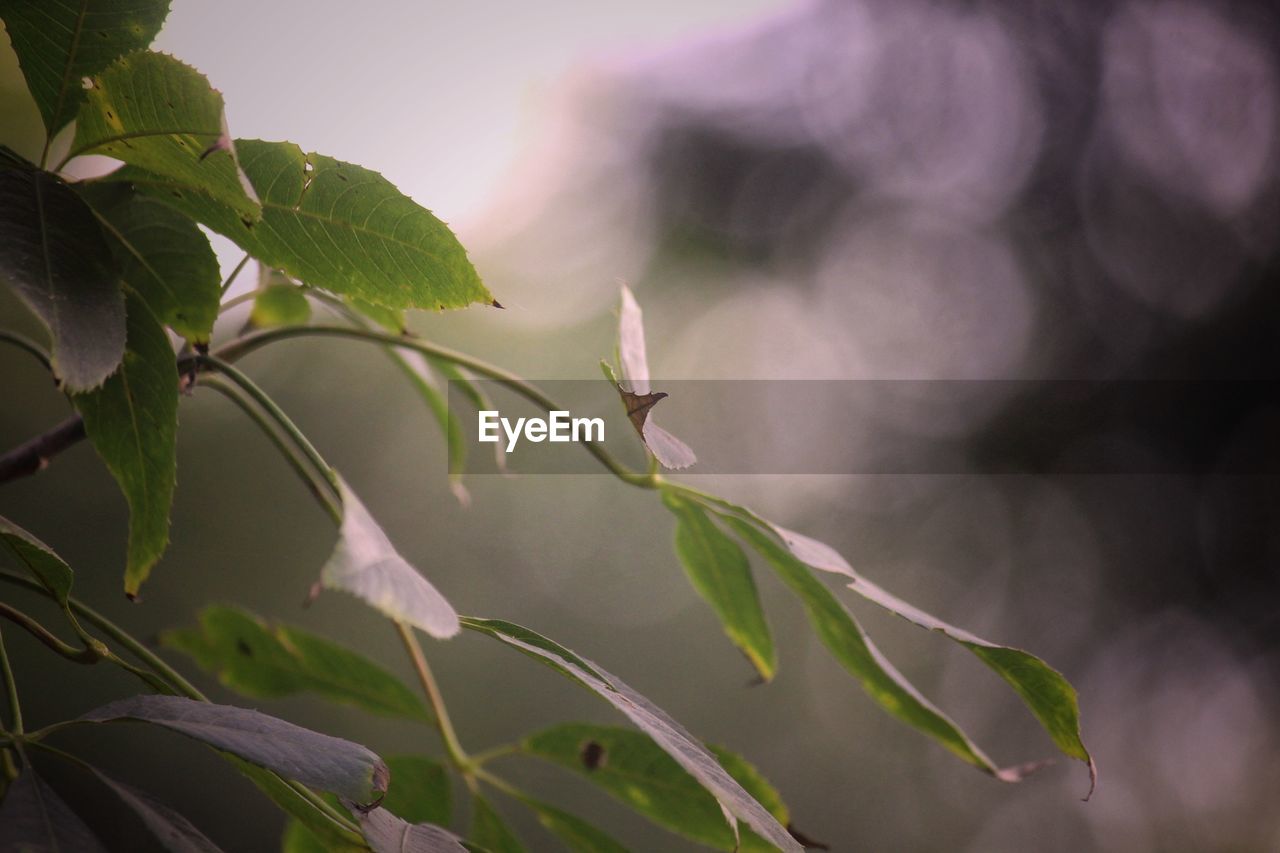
[[0, 601, 102, 664], [0, 415, 85, 484], [221, 253, 253, 296], [0, 330, 53, 373], [0, 628, 22, 735], [395, 621, 470, 770]]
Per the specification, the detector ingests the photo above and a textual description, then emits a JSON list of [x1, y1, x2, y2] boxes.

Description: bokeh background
[[3, 0, 1280, 849]]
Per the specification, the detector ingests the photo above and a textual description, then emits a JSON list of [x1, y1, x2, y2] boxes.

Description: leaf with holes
[[0, 0, 170, 138], [80, 694, 389, 805], [0, 152, 125, 390], [0, 514, 74, 604], [524, 723, 789, 852], [320, 477, 460, 639], [662, 491, 775, 681], [161, 605, 432, 721], [460, 618, 802, 853], [77, 181, 222, 343], [0, 768, 108, 852], [71, 291, 177, 596], [71, 51, 259, 221], [106, 138, 490, 310]]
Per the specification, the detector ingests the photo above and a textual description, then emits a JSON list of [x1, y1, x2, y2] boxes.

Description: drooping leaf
[[251, 268, 312, 328], [71, 51, 260, 221], [320, 477, 460, 639], [0, 767, 108, 852], [662, 491, 775, 681], [354, 805, 467, 853], [720, 513, 1039, 782], [383, 756, 451, 826], [700, 492, 1095, 795], [237, 762, 365, 849], [0, 0, 170, 137], [77, 181, 222, 343], [0, 153, 125, 390], [469, 796, 524, 853], [161, 605, 432, 721], [71, 291, 177, 596], [91, 767, 224, 852], [79, 694, 389, 805], [107, 139, 491, 310], [0, 514, 73, 604], [460, 618, 802, 853], [523, 724, 788, 852]]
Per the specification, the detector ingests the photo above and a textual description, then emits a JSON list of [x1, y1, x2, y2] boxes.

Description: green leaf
[[459, 618, 802, 853], [321, 477, 461, 639], [383, 756, 451, 826], [345, 296, 405, 333], [703, 492, 1096, 796], [0, 0, 170, 138], [355, 806, 466, 853], [0, 767, 108, 852], [662, 491, 775, 682], [250, 266, 313, 328], [91, 767, 224, 852], [108, 138, 491, 310], [523, 800, 629, 853], [80, 694, 389, 806], [71, 51, 260, 222], [77, 181, 222, 343], [71, 290, 177, 596], [282, 818, 363, 853], [0, 514, 73, 604], [0, 152, 125, 390], [240, 764, 364, 849], [470, 796, 524, 853], [161, 605, 432, 721], [523, 724, 788, 852]]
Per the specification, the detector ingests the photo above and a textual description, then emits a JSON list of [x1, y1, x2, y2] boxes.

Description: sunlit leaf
[[354, 805, 466, 853], [321, 478, 460, 639], [662, 491, 775, 681], [460, 618, 802, 853], [382, 756, 451, 826], [0, 767, 108, 852], [608, 285, 695, 470], [71, 291, 177, 596], [524, 723, 788, 852], [92, 767, 224, 852], [77, 181, 222, 343], [700, 492, 1095, 795], [108, 139, 491, 310], [0, 0, 169, 137], [80, 694, 389, 805], [470, 796, 524, 853], [161, 605, 432, 721], [720, 513, 1040, 782], [72, 51, 259, 221], [0, 514, 73, 604], [0, 151, 125, 391]]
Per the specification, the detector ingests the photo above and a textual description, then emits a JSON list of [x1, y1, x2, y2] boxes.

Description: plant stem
[[221, 253, 253, 296], [197, 354, 341, 496], [198, 376, 342, 523], [0, 628, 22, 735], [470, 742, 520, 767], [0, 415, 86, 484], [395, 621, 470, 770], [0, 330, 53, 373], [0, 601, 102, 664], [214, 325, 659, 488]]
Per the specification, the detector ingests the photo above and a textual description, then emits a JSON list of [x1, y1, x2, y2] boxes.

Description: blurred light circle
[[1103, 1, 1278, 217], [803, 2, 1044, 222]]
